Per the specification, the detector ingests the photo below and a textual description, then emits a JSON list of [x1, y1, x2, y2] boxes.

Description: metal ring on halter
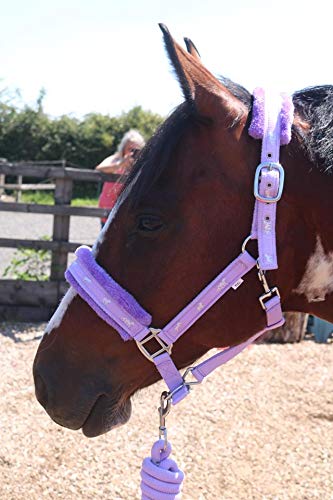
[[241, 234, 253, 253], [157, 368, 201, 450], [182, 366, 202, 386], [161, 366, 202, 405]]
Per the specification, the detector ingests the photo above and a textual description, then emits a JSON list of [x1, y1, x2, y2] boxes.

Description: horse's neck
[[284, 159, 333, 321]]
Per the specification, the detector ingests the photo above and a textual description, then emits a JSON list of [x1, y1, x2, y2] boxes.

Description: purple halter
[[63, 88, 294, 499], [65, 88, 293, 404]]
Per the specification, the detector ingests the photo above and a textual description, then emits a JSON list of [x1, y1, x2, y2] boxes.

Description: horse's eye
[[137, 215, 164, 232]]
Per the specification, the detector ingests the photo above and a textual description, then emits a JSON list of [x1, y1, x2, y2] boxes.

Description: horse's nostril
[[34, 373, 49, 408]]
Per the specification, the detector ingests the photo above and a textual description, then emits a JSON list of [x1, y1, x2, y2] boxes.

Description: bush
[[3, 239, 51, 281], [0, 88, 164, 196]]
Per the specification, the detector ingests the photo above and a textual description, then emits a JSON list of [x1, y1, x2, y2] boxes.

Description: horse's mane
[[217, 80, 333, 176], [124, 81, 333, 206], [293, 85, 333, 174]]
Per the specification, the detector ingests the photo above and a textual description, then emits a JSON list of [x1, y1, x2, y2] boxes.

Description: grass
[[71, 197, 98, 207], [21, 191, 98, 206], [21, 191, 54, 205]]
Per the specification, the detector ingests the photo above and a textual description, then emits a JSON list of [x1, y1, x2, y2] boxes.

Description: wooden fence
[[0, 161, 118, 321]]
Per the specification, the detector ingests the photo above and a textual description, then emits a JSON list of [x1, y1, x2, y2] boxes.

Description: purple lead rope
[[141, 440, 184, 499]]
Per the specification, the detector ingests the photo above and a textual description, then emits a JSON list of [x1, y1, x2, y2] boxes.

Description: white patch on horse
[[294, 236, 333, 302], [44, 172, 141, 336], [44, 287, 77, 335]]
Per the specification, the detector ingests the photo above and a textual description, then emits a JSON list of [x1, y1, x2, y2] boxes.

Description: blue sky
[[1, 0, 332, 118]]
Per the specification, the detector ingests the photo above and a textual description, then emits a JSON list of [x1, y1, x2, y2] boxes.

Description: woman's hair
[[118, 129, 145, 155]]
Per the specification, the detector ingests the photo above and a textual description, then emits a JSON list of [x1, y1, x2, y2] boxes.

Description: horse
[[33, 24, 333, 440]]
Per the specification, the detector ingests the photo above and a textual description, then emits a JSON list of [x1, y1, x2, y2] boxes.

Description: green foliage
[[0, 88, 164, 170], [71, 197, 98, 207], [3, 237, 51, 281], [21, 191, 98, 206], [21, 191, 54, 204]]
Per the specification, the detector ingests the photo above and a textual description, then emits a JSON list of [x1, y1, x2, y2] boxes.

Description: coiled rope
[[140, 439, 185, 499]]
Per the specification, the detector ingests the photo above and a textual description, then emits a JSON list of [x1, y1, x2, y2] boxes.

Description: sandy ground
[[1, 323, 333, 500]]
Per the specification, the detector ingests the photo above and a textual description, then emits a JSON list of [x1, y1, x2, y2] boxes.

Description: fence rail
[[0, 201, 108, 217], [0, 162, 118, 181], [0, 238, 82, 252], [0, 183, 55, 191], [0, 161, 118, 321], [0, 280, 69, 322]]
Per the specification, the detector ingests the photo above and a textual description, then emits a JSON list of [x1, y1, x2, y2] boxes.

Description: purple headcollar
[[63, 87, 294, 406]]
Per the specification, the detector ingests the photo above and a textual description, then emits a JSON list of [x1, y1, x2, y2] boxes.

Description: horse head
[[33, 25, 333, 437]]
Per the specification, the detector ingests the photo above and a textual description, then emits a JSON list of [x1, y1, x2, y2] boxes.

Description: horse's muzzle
[[33, 354, 131, 436]]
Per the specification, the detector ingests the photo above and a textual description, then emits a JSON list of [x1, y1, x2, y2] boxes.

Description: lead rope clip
[[140, 391, 185, 499], [256, 259, 280, 310], [158, 391, 171, 452]]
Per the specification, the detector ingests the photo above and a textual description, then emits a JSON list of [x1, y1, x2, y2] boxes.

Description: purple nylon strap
[[191, 295, 284, 382], [159, 251, 255, 345], [154, 353, 189, 404], [250, 88, 293, 270]]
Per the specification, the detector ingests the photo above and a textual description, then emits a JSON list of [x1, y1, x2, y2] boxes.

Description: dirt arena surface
[[1, 323, 333, 500]]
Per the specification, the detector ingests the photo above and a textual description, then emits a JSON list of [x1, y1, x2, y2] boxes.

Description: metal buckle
[[259, 286, 280, 310], [135, 328, 172, 363], [253, 162, 285, 203]]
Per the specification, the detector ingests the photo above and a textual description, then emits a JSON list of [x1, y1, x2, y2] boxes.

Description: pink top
[[98, 165, 127, 222]]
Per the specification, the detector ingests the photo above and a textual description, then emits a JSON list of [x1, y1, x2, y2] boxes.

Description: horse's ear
[[159, 24, 245, 123], [184, 37, 201, 61], [159, 24, 195, 104]]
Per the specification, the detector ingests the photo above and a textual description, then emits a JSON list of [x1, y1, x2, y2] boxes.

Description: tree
[[0, 89, 163, 169]]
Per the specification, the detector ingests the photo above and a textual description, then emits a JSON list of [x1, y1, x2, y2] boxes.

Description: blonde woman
[[95, 129, 145, 226]]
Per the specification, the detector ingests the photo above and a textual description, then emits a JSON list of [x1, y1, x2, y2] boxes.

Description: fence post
[[0, 158, 6, 197], [50, 173, 73, 287], [262, 312, 309, 343], [0, 174, 4, 196], [16, 175, 22, 202]]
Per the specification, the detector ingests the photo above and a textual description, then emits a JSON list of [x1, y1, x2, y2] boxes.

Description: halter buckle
[[259, 287, 280, 310], [253, 162, 285, 203], [136, 328, 172, 363]]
